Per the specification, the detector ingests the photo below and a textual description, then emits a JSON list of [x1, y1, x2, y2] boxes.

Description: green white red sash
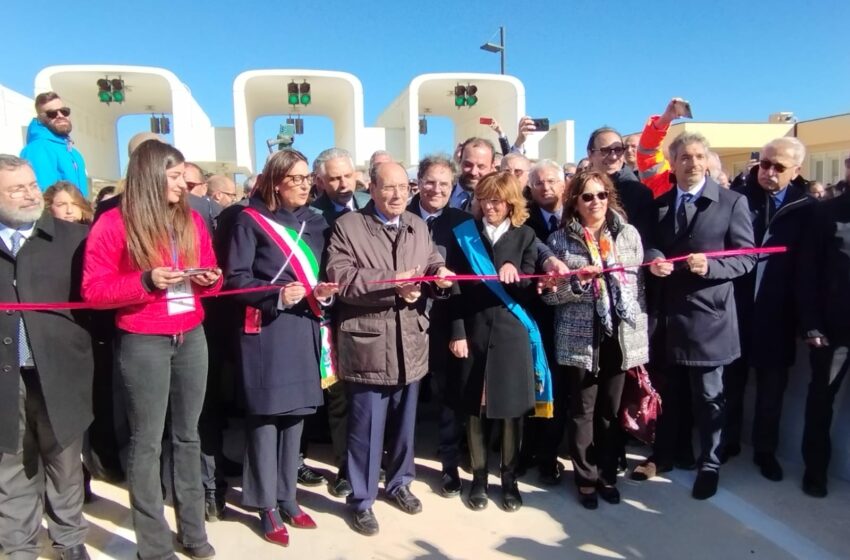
[[243, 207, 337, 388]]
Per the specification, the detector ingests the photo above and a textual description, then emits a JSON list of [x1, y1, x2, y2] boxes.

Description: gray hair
[[417, 153, 457, 182], [313, 147, 354, 176], [529, 158, 562, 184], [763, 137, 806, 166], [368, 150, 393, 169], [0, 154, 31, 172], [500, 152, 529, 170], [668, 132, 710, 162], [243, 174, 258, 191]]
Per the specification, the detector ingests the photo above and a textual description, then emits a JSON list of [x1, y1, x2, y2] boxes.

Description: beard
[[0, 200, 45, 228], [46, 120, 72, 136]]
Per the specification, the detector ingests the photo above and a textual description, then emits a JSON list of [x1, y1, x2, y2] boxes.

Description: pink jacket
[[82, 207, 221, 335]]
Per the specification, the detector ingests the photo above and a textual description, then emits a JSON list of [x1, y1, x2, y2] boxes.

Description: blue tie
[[11, 232, 32, 367]]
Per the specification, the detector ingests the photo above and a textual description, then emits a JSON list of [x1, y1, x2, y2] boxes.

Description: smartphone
[[479, 117, 494, 125], [181, 267, 213, 276], [531, 118, 550, 132], [673, 100, 693, 119], [750, 151, 760, 161]]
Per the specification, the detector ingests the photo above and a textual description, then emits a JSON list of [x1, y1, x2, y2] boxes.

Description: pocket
[[339, 318, 386, 373]]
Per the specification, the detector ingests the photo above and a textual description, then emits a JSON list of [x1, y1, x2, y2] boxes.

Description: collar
[[418, 203, 443, 221], [331, 199, 353, 213], [538, 206, 562, 224], [0, 221, 36, 249], [770, 186, 789, 206], [676, 176, 707, 200], [373, 208, 400, 227], [483, 218, 510, 244]]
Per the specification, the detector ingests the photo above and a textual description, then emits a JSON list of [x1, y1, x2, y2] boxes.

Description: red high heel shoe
[[261, 508, 290, 546], [281, 508, 317, 529]]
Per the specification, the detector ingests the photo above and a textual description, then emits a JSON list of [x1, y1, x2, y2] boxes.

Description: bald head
[[128, 132, 164, 157], [206, 175, 238, 207]]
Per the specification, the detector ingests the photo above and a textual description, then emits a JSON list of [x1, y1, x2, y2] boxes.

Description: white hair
[[763, 137, 806, 166]]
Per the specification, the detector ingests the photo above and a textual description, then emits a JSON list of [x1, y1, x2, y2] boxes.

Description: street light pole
[[480, 26, 506, 75]]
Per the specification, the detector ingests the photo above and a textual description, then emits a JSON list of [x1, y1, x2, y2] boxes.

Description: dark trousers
[[467, 415, 521, 477], [0, 373, 87, 560], [199, 362, 226, 497], [802, 343, 850, 482], [242, 415, 304, 509], [345, 381, 419, 512], [656, 365, 725, 473], [117, 328, 208, 560], [525, 365, 569, 471], [725, 359, 790, 455], [565, 336, 626, 487], [433, 370, 462, 472], [302, 380, 348, 474]]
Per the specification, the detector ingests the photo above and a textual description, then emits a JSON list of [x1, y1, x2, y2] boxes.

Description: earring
[[274, 188, 279, 192]]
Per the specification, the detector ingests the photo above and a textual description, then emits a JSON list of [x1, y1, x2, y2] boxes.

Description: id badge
[[166, 278, 195, 315]]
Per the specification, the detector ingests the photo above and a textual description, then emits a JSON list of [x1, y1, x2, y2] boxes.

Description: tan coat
[[325, 203, 445, 386]]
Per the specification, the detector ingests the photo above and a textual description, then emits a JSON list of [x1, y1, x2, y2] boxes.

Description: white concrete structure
[[233, 70, 377, 173], [34, 65, 220, 180], [0, 85, 34, 156]]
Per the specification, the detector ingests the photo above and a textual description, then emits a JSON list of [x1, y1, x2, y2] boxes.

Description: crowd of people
[[0, 91, 848, 560]]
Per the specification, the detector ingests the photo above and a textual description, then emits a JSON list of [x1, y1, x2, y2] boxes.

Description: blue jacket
[[20, 119, 88, 197]]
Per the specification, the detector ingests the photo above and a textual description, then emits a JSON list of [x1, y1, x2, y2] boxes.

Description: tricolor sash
[[243, 208, 337, 388], [453, 219, 553, 418]]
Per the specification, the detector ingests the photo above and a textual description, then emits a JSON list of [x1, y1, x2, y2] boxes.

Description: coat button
[[5, 310, 12, 315], [2, 337, 11, 345], [2, 365, 10, 373]]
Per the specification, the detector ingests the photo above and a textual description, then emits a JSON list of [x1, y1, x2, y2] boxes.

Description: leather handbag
[[619, 365, 662, 444]]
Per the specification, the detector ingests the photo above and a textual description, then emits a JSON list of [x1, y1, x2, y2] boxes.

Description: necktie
[[767, 196, 778, 222], [426, 215, 436, 232], [548, 214, 559, 233], [676, 194, 693, 234], [11, 232, 32, 367]]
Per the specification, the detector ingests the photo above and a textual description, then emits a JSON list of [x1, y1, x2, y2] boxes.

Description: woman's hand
[[537, 272, 560, 294], [314, 282, 339, 301], [151, 267, 187, 290], [449, 339, 469, 359], [434, 266, 454, 289], [498, 262, 520, 284], [576, 265, 602, 285], [189, 267, 222, 287], [280, 281, 307, 306]]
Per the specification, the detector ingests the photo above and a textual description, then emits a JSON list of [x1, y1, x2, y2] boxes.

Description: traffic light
[[150, 115, 160, 134], [111, 79, 125, 103], [454, 85, 466, 107], [159, 116, 170, 134], [97, 79, 112, 103], [453, 84, 478, 108], [419, 117, 428, 135], [299, 82, 311, 105], [287, 82, 299, 105], [466, 85, 478, 107]]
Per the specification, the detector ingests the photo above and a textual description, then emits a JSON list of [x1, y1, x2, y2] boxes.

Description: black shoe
[[578, 488, 598, 510], [440, 468, 462, 497], [205, 495, 225, 522], [802, 472, 828, 498], [390, 485, 422, 514], [754, 453, 783, 481], [719, 443, 741, 464], [219, 455, 243, 477], [352, 508, 379, 536], [468, 474, 488, 511], [329, 475, 353, 498], [501, 476, 522, 512], [597, 482, 620, 505], [182, 542, 216, 559], [692, 470, 719, 500], [59, 544, 90, 560], [538, 464, 561, 486], [297, 463, 326, 486]]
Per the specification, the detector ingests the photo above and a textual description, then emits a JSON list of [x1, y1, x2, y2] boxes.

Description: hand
[[514, 116, 536, 148], [686, 253, 708, 276], [488, 119, 503, 136], [542, 256, 569, 276], [649, 258, 673, 277], [151, 267, 187, 290], [313, 282, 339, 300], [434, 266, 454, 289], [657, 97, 688, 129], [537, 272, 560, 294], [189, 267, 221, 287], [498, 262, 520, 284], [281, 281, 307, 306], [576, 265, 602, 285], [449, 339, 469, 359], [806, 336, 829, 348], [395, 266, 422, 303]]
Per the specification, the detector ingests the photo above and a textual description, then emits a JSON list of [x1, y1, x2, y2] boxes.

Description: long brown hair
[[562, 170, 625, 226], [474, 171, 529, 227], [43, 180, 94, 224], [121, 139, 197, 269], [254, 149, 308, 212]]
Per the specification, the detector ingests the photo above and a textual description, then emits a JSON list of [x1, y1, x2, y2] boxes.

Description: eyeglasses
[[477, 198, 507, 207], [759, 160, 790, 174], [580, 191, 609, 202], [285, 174, 309, 186], [564, 172, 575, 179], [379, 183, 410, 195], [533, 179, 561, 188], [185, 181, 206, 190], [43, 107, 71, 119], [506, 168, 528, 177], [4, 183, 40, 199], [590, 145, 625, 157], [420, 180, 451, 191]]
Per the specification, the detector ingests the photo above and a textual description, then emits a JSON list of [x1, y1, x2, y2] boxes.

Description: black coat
[[225, 197, 328, 416], [798, 191, 850, 342], [525, 203, 562, 363], [645, 179, 756, 366], [732, 179, 816, 368], [612, 166, 655, 242], [447, 221, 538, 418], [0, 216, 93, 453]]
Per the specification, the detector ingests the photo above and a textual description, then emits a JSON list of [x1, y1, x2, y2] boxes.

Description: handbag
[[619, 365, 662, 444]]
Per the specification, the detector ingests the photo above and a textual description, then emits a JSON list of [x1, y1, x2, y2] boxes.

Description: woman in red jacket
[[82, 140, 221, 560]]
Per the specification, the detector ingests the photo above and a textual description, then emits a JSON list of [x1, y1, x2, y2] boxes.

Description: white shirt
[[0, 222, 36, 253], [418, 204, 443, 222], [483, 219, 510, 245], [676, 177, 706, 211]]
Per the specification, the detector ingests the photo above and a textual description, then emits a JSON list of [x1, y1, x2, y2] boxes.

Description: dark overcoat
[[0, 216, 93, 453], [225, 197, 327, 416], [644, 179, 756, 367]]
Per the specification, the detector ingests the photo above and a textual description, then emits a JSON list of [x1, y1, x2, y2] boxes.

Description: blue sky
[[5, 0, 849, 170]]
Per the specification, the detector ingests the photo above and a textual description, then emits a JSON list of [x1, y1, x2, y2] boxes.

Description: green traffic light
[[300, 93, 311, 105], [455, 96, 466, 107], [99, 91, 112, 103], [467, 95, 478, 107], [288, 93, 299, 105], [113, 91, 125, 103]]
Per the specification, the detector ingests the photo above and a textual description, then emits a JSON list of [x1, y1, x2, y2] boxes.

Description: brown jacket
[[325, 202, 445, 386]]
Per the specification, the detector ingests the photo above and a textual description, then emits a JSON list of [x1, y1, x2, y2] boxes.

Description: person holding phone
[[82, 140, 221, 560], [225, 149, 339, 546]]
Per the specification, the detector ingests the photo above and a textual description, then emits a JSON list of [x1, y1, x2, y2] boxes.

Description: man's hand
[[542, 256, 569, 276], [686, 253, 708, 276], [281, 281, 307, 306], [537, 272, 559, 294], [488, 119, 503, 137], [499, 262, 520, 284], [656, 97, 688, 129], [649, 258, 673, 277], [449, 339, 469, 359], [434, 266, 454, 289], [314, 282, 339, 300], [395, 266, 422, 303], [576, 265, 602, 285], [806, 336, 829, 348], [514, 116, 536, 148], [151, 267, 187, 290]]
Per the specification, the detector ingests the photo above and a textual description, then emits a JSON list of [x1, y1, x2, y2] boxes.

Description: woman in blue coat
[[226, 149, 338, 547]]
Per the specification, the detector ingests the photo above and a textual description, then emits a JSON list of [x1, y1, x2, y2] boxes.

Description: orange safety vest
[[637, 115, 674, 198]]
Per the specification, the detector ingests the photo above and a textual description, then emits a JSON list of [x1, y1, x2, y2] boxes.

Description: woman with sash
[[225, 149, 338, 547], [542, 171, 648, 509], [447, 171, 553, 513]]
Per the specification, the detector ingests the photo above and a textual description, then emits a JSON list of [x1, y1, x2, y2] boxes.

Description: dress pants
[[433, 370, 462, 473], [117, 328, 209, 560], [345, 381, 419, 512], [242, 415, 304, 509], [302, 380, 348, 474], [0, 372, 87, 560], [530, 365, 569, 472], [467, 415, 521, 477], [802, 342, 849, 482]]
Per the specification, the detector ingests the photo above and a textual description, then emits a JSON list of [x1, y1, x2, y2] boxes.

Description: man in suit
[[407, 154, 471, 497], [0, 155, 93, 560], [641, 133, 756, 500], [449, 138, 496, 211], [722, 137, 815, 481], [303, 147, 370, 498]]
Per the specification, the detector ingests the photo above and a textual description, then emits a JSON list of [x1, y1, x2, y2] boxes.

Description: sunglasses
[[43, 107, 71, 119], [759, 160, 790, 174], [591, 146, 625, 157], [580, 191, 609, 202]]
